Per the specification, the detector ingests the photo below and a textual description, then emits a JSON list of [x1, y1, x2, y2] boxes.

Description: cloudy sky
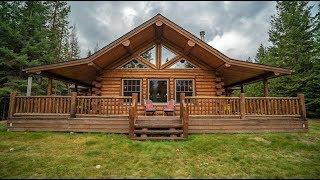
[[68, 1, 318, 60]]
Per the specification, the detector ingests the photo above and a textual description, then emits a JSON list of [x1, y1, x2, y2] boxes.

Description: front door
[[148, 79, 168, 103]]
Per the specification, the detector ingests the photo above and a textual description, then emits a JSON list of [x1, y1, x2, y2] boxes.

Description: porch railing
[[185, 93, 306, 119], [8, 92, 132, 117]]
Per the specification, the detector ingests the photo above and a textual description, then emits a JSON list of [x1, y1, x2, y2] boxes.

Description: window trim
[[147, 79, 169, 105], [175, 79, 195, 102], [122, 79, 142, 104]]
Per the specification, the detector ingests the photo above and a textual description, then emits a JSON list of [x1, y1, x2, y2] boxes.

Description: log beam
[[87, 62, 103, 72], [122, 39, 133, 54], [214, 63, 231, 72], [155, 20, 163, 44], [184, 40, 195, 55]]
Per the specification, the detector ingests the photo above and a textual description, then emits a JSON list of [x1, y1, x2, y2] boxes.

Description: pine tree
[[266, 1, 317, 116], [87, 50, 92, 57], [94, 42, 99, 53], [69, 24, 80, 59]]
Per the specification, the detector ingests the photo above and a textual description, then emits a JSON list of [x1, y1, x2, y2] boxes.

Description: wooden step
[[134, 123, 182, 128], [131, 136, 185, 141], [134, 129, 183, 135], [137, 116, 180, 121]]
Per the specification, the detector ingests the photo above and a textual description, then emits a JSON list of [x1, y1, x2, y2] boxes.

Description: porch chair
[[144, 100, 156, 116], [163, 99, 176, 116]]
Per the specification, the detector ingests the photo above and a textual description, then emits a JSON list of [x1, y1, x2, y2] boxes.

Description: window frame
[[175, 79, 195, 103], [122, 79, 142, 104], [120, 59, 149, 69], [160, 44, 178, 67]]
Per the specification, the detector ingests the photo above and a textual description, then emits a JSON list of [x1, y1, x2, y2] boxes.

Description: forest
[[0, 1, 319, 117]]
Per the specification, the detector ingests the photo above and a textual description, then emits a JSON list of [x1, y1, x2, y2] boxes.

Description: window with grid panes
[[176, 80, 194, 102], [123, 80, 141, 103]]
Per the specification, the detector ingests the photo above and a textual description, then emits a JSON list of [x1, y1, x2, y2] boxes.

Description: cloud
[[208, 31, 251, 59], [67, 1, 281, 60]]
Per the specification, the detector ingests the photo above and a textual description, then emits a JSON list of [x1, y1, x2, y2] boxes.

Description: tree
[[70, 24, 80, 59], [265, 1, 318, 116], [94, 42, 99, 53], [87, 49, 92, 57], [0, 1, 71, 96]]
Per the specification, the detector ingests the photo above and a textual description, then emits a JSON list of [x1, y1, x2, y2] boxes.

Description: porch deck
[[6, 92, 308, 140]]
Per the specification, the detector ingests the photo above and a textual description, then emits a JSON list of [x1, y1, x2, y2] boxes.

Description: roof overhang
[[24, 14, 292, 87]]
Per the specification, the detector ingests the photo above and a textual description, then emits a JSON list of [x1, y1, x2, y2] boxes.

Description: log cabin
[[7, 14, 307, 140]]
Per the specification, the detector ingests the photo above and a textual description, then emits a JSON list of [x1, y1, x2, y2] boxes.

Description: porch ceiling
[[24, 14, 291, 87]]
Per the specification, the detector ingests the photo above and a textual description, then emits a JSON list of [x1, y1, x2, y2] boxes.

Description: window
[[123, 80, 141, 103], [169, 59, 197, 69], [161, 46, 177, 65], [121, 59, 148, 68], [140, 46, 156, 65], [176, 79, 194, 102], [149, 80, 168, 103]]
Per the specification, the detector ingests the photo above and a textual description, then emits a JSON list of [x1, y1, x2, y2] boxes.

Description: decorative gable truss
[[116, 42, 200, 70]]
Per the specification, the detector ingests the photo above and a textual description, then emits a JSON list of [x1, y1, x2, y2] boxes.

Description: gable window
[[140, 46, 156, 65], [161, 45, 177, 65], [175, 79, 194, 102], [123, 79, 141, 103], [170, 59, 197, 69], [121, 59, 148, 68]]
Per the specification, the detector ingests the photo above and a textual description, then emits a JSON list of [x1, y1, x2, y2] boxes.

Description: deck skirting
[[7, 115, 307, 134]]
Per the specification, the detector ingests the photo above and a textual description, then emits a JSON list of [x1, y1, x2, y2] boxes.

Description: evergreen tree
[[94, 42, 99, 53], [87, 50, 92, 57], [70, 24, 80, 59], [266, 1, 317, 116]]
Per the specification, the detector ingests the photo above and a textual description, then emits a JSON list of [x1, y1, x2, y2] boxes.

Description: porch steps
[[133, 116, 184, 140]]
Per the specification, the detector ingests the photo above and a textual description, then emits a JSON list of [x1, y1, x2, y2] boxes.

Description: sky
[[68, 1, 319, 60]]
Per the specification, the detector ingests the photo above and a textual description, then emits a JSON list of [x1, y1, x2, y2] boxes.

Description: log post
[[240, 93, 245, 119], [240, 84, 244, 93], [47, 78, 52, 95], [298, 93, 306, 121], [27, 76, 32, 96], [129, 93, 138, 138], [180, 93, 189, 138], [8, 92, 17, 119], [263, 78, 269, 97], [70, 92, 77, 118]]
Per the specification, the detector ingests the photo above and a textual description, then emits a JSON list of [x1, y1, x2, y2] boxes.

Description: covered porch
[[7, 91, 308, 140]]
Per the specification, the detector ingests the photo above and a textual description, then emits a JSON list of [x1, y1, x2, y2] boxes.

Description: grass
[[0, 120, 320, 178]]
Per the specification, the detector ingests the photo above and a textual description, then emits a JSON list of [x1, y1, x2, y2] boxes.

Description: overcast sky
[[68, 1, 319, 60]]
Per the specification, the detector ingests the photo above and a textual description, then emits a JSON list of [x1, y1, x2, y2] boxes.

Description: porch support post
[[240, 84, 244, 93], [263, 78, 269, 97], [47, 78, 52, 95], [70, 92, 77, 118], [8, 91, 17, 119], [129, 93, 138, 138], [298, 93, 307, 129], [27, 76, 32, 96], [240, 93, 245, 119], [75, 84, 78, 92]]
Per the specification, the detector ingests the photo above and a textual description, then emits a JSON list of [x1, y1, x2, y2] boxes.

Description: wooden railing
[[14, 96, 71, 114], [129, 93, 138, 138], [245, 97, 300, 116], [8, 92, 132, 118], [185, 96, 240, 115], [76, 96, 132, 115], [185, 93, 307, 119]]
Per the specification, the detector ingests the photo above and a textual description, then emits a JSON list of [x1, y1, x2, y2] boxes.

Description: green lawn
[[0, 121, 320, 178]]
